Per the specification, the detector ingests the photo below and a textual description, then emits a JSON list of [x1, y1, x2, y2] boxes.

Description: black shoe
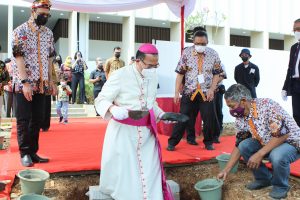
[[213, 138, 220, 143], [59, 116, 63, 123], [21, 155, 34, 167], [31, 154, 49, 163], [187, 140, 199, 145], [167, 145, 175, 151], [42, 128, 49, 132], [96, 114, 100, 116], [205, 144, 215, 150]]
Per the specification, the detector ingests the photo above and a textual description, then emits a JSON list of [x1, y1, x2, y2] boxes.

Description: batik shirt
[[105, 57, 125, 77], [175, 46, 223, 96], [235, 98, 300, 152], [11, 17, 56, 94]]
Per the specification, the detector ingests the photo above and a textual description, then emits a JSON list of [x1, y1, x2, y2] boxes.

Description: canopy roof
[[24, 0, 196, 18]]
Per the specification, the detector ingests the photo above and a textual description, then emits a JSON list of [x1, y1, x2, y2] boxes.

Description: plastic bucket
[[17, 169, 49, 195], [216, 153, 239, 173], [194, 178, 223, 200], [18, 194, 50, 200]]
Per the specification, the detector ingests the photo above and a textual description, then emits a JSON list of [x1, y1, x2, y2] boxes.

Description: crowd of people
[[0, 0, 300, 199]]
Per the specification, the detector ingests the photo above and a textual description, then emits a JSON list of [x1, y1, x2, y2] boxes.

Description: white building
[[0, 0, 299, 63]]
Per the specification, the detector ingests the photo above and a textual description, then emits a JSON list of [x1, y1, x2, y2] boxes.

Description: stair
[[51, 103, 89, 118]]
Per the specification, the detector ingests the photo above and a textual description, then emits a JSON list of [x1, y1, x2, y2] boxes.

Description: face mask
[[241, 56, 249, 62], [60, 82, 66, 86], [115, 53, 121, 58], [97, 64, 103, 69], [195, 45, 206, 53], [141, 68, 157, 79], [295, 32, 300, 41], [35, 14, 49, 26], [230, 106, 245, 118]]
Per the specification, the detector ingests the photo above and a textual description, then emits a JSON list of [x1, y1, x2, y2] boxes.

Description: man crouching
[[218, 84, 300, 199]]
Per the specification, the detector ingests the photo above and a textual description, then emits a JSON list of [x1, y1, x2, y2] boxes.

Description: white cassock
[[95, 64, 164, 200]]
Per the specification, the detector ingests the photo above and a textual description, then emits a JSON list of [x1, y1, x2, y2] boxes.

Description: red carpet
[[1, 118, 300, 199]]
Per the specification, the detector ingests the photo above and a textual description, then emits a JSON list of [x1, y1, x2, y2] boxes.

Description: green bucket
[[17, 169, 50, 195], [194, 178, 223, 200], [216, 153, 239, 173], [18, 194, 50, 200]]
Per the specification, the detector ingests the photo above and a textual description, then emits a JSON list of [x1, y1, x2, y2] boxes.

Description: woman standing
[[71, 51, 87, 104]]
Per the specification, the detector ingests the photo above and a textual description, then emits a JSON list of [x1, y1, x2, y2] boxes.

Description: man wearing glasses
[[167, 29, 225, 151], [11, 0, 56, 167], [282, 18, 300, 127]]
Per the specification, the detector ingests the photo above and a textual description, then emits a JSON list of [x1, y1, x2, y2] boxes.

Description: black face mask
[[97, 64, 103, 70], [115, 53, 121, 58], [35, 14, 49, 26], [241, 56, 248, 62]]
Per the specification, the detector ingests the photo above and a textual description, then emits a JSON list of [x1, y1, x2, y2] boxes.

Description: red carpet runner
[[1, 118, 300, 199]]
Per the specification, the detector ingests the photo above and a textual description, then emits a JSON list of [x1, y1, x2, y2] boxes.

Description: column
[[68, 11, 78, 58], [284, 35, 296, 51], [251, 31, 269, 49], [122, 11, 135, 65], [170, 22, 180, 42], [79, 13, 89, 60], [7, 4, 13, 57]]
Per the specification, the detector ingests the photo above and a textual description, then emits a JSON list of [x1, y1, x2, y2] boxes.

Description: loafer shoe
[[166, 145, 175, 151], [21, 155, 34, 167], [205, 144, 215, 150], [269, 186, 290, 199], [187, 140, 198, 145], [31, 154, 49, 163], [246, 180, 271, 190]]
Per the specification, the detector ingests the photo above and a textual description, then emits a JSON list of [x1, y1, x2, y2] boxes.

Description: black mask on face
[[35, 14, 49, 26], [115, 53, 121, 58], [97, 64, 103, 70], [241, 56, 248, 62]]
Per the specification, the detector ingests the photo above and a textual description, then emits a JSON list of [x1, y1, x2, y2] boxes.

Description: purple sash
[[113, 109, 174, 200]]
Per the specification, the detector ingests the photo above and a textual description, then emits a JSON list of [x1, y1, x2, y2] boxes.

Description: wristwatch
[[21, 79, 30, 84]]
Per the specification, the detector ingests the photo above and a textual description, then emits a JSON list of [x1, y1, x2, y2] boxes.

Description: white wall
[[155, 40, 292, 123]]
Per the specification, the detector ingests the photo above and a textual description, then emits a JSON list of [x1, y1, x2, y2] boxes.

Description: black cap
[[239, 48, 251, 57], [4, 58, 11, 64]]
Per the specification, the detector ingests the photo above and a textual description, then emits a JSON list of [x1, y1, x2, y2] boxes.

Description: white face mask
[[195, 45, 206, 53], [141, 68, 157, 79], [60, 82, 66, 86], [295, 32, 300, 41]]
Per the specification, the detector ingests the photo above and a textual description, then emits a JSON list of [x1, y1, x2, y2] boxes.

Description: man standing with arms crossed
[[12, 0, 57, 167]]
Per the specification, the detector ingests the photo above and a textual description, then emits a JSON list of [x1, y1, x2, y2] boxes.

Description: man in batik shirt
[[167, 30, 225, 151], [11, 0, 57, 167], [218, 84, 300, 199]]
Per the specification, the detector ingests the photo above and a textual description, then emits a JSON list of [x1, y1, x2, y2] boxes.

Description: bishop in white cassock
[[95, 44, 175, 200]]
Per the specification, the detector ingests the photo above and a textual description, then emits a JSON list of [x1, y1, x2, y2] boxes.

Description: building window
[[135, 25, 170, 43], [269, 39, 284, 50], [53, 19, 68, 43], [89, 21, 122, 41], [230, 35, 250, 47]]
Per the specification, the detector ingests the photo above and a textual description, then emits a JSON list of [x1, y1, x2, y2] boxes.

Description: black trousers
[[4, 91, 15, 117], [72, 73, 85, 103], [292, 79, 300, 127], [168, 93, 220, 146], [14, 93, 45, 157], [41, 95, 51, 130], [185, 100, 199, 142], [93, 89, 101, 115]]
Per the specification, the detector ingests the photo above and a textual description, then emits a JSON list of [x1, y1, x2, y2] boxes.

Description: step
[[51, 112, 88, 117], [51, 107, 86, 113], [51, 103, 84, 108]]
